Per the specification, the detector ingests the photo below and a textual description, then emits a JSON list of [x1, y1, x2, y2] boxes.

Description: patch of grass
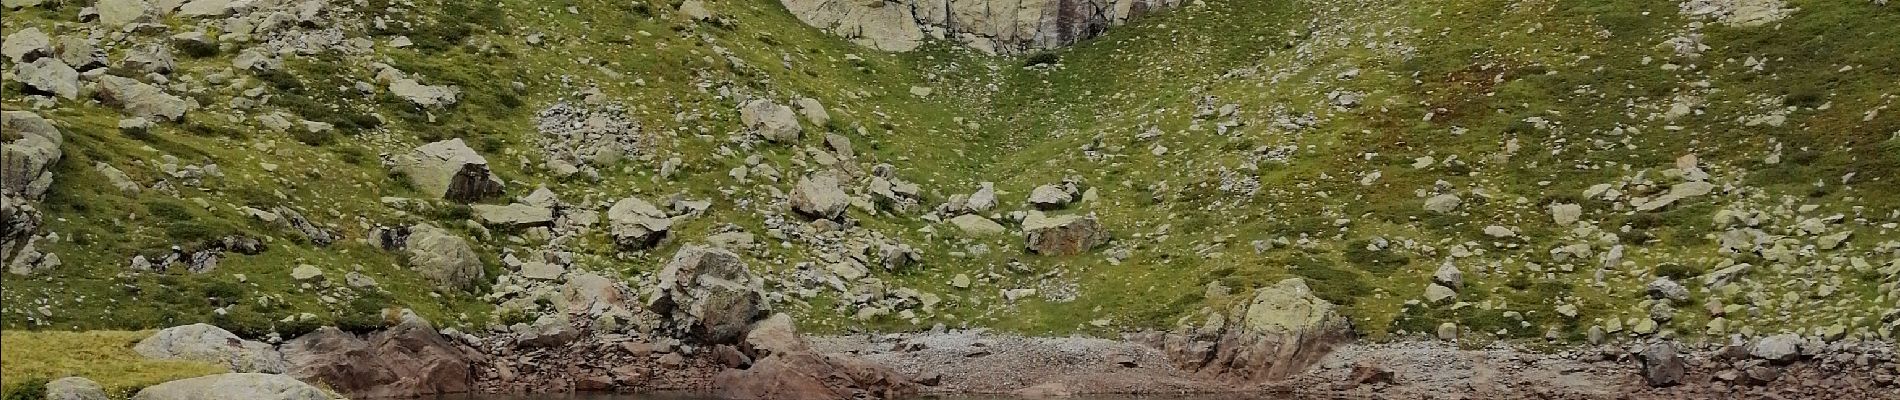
[[0, 331, 226, 398]]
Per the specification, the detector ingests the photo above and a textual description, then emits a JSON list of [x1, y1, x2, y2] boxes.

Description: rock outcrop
[[780, 0, 1186, 54], [131, 373, 334, 400], [133, 323, 288, 373], [790, 174, 849, 220], [1141, 277, 1353, 383], [282, 312, 479, 398], [648, 245, 767, 345], [389, 139, 503, 203], [44, 377, 108, 400], [714, 314, 918, 400], [606, 196, 672, 250]]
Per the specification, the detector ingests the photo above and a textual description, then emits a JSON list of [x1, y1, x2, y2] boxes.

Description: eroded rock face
[[134, 323, 288, 373], [649, 245, 767, 345], [131, 373, 332, 400], [780, 0, 1185, 54], [282, 313, 479, 398], [714, 314, 918, 400], [1141, 277, 1353, 383]]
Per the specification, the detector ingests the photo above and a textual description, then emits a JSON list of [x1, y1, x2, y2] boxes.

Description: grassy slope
[[0, 0, 1896, 391], [0, 330, 226, 398]]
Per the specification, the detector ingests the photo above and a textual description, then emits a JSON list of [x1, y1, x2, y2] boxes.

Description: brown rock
[[1345, 361, 1397, 387], [714, 313, 917, 400], [282, 313, 478, 398], [1022, 213, 1110, 256]]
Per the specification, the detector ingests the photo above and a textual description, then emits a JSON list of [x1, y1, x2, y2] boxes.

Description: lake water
[[443, 393, 1251, 400]]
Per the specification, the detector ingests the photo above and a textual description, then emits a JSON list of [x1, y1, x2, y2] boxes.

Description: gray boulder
[[14, 79, 81, 127], [1023, 213, 1109, 255], [1027, 184, 1071, 209], [1646, 277, 1690, 303], [948, 214, 1005, 235], [45, 377, 107, 400], [790, 174, 848, 220], [390, 139, 503, 203], [133, 323, 287, 373], [1637, 341, 1685, 387], [606, 197, 672, 250], [1, 27, 51, 62], [1751, 334, 1802, 364], [738, 98, 802, 143], [96, 0, 155, 27], [2, 111, 63, 199], [404, 223, 485, 291], [131, 373, 333, 400], [95, 76, 190, 121], [1423, 193, 1462, 213], [778, 0, 1179, 54], [649, 245, 766, 344], [1432, 261, 1463, 290]]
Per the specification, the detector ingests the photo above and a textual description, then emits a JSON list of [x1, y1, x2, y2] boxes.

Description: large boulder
[[1, 27, 52, 62], [779, 0, 1180, 54], [1022, 213, 1109, 255], [648, 245, 766, 344], [1027, 184, 1072, 209], [44, 377, 108, 400], [1751, 334, 1802, 364], [95, 76, 190, 121], [282, 314, 477, 398], [17, 56, 80, 99], [471, 203, 553, 229], [1637, 341, 1685, 387], [131, 373, 333, 400], [1142, 278, 1353, 383], [738, 98, 802, 143], [789, 174, 849, 220], [948, 214, 1005, 236], [390, 139, 503, 203], [96, 0, 156, 27], [133, 324, 287, 373], [715, 314, 918, 400], [404, 223, 485, 291], [606, 197, 672, 250], [2, 111, 63, 199]]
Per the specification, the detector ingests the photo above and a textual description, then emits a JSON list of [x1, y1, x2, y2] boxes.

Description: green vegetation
[[0, 331, 226, 398]]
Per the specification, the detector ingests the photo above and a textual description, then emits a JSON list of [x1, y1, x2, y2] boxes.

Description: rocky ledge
[[779, 0, 1188, 54]]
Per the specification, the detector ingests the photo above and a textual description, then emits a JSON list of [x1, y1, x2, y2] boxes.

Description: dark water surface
[[442, 393, 1257, 400]]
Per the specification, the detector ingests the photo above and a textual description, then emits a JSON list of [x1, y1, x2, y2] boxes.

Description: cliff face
[[780, 0, 1184, 54]]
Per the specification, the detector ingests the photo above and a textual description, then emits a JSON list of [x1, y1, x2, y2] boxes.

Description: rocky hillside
[[3, 0, 1899, 393]]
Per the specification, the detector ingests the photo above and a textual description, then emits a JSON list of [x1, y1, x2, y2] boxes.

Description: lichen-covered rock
[[1022, 213, 1108, 255], [648, 245, 766, 344], [1141, 278, 1353, 383], [739, 98, 802, 143], [133, 323, 288, 373], [404, 223, 485, 291], [17, 56, 80, 99], [390, 139, 503, 203]]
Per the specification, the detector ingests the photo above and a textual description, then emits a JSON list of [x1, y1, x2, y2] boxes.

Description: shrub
[[1024, 52, 1060, 66]]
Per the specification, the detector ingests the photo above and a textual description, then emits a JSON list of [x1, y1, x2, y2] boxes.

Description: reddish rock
[[282, 313, 479, 398], [713, 313, 917, 400]]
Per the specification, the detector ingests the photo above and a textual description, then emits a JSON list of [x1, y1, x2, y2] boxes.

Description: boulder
[[517, 314, 580, 347], [404, 223, 485, 291], [966, 182, 997, 212], [1751, 334, 1801, 364], [134, 323, 287, 373], [131, 373, 332, 400], [948, 214, 1005, 236], [649, 245, 765, 344], [1423, 193, 1462, 213], [2, 111, 63, 199], [739, 98, 802, 143], [716, 314, 918, 400], [790, 174, 848, 220], [390, 139, 503, 203], [95, 76, 190, 121], [606, 197, 672, 250], [96, 0, 155, 27], [1027, 184, 1072, 209], [1022, 213, 1109, 255], [1646, 277, 1689, 303], [1144, 278, 1354, 383], [282, 314, 477, 398], [795, 97, 830, 126], [1, 27, 51, 62], [44, 377, 108, 400], [471, 203, 553, 229], [1637, 341, 1685, 387], [1550, 203, 1582, 225], [17, 56, 79, 99], [1432, 261, 1463, 290]]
